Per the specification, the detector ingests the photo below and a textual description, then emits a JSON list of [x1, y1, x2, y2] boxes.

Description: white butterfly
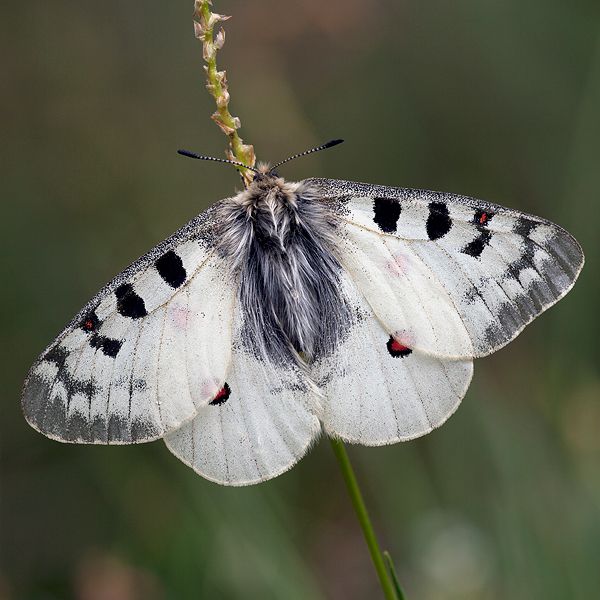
[[22, 143, 584, 485]]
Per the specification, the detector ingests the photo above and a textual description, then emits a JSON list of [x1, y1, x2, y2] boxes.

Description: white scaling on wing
[[313, 269, 473, 444], [99, 252, 237, 440], [181, 252, 236, 410], [408, 240, 512, 355], [336, 221, 474, 357], [164, 301, 321, 486]]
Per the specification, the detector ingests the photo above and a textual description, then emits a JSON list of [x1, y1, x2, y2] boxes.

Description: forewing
[[22, 203, 236, 444], [311, 178, 584, 358], [312, 269, 473, 444], [164, 300, 321, 486]]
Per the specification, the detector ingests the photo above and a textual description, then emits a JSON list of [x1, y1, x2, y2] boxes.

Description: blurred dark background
[[2, 0, 599, 598]]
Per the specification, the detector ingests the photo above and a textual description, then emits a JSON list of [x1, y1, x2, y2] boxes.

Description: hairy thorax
[[215, 170, 349, 364]]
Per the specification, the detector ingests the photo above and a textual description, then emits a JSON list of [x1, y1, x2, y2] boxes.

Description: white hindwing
[[22, 203, 236, 443], [164, 299, 321, 486], [313, 268, 473, 444]]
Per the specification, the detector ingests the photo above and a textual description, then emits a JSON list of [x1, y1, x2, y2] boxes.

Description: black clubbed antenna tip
[[178, 149, 202, 159], [271, 139, 344, 170]]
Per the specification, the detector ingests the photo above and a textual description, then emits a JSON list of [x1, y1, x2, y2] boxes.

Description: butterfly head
[[238, 165, 299, 212], [250, 162, 282, 182]]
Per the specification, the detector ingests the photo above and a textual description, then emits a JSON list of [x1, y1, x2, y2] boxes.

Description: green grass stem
[[330, 438, 406, 600]]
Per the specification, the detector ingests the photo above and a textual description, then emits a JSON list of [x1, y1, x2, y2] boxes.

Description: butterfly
[[22, 141, 584, 486]]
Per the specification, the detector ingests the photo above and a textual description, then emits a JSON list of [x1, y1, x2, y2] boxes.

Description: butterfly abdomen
[[217, 174, 349, 363]]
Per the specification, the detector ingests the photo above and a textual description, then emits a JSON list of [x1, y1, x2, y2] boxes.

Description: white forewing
[[310, 178, 584, 357], [164, 301, 321, 486], [22, 204, 236, 443]]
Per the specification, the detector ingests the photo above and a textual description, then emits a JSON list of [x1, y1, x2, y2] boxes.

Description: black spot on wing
[[209, 383, 231, 406], [45, 345, 69, 367], [513, 217, 537, 238], [155, 250, 186, 288], [462, 229, 492, 258], [115, 283, 147, 319], [90, 333, 122, 358], [373, 197, 401, 233], [426, 202, 452, 240]]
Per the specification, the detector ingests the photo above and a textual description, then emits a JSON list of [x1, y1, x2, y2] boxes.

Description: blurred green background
[[2, 0, 599, 598]]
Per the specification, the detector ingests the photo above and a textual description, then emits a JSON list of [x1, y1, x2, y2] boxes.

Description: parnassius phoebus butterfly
[[22, 140, 584, 486]]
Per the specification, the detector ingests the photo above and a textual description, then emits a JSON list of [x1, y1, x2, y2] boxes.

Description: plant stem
[[385, 552, 408, 600], [193, 0, 255, 185], [330, 438, 401, 600]]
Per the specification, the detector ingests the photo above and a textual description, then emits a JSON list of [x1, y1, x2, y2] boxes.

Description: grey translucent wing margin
[[308, 177, 584, 357], [21, 200, 230, 443]]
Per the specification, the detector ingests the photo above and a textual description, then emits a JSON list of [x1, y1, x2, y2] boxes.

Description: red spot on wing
[[386, 335, 413, 358], [209, 382, 231, 406], [79, 312, 100, 333], [391, 339, 408, 352], [169, 306, 191, 330]]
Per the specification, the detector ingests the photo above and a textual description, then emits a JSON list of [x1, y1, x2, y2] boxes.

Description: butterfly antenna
[[177, 149, 259, 174], [271, 139, 344, 170]]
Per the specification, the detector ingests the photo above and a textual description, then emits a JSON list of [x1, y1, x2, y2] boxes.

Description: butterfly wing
[[310, 178, 584, 358], [164, 299, 321, 486], [22, 203, 236, 444], [312, 268, 473, 444], [304, 177, 582, 444]]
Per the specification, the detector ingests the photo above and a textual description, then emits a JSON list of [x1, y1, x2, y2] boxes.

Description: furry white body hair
[[215, 167, 350, 365]]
